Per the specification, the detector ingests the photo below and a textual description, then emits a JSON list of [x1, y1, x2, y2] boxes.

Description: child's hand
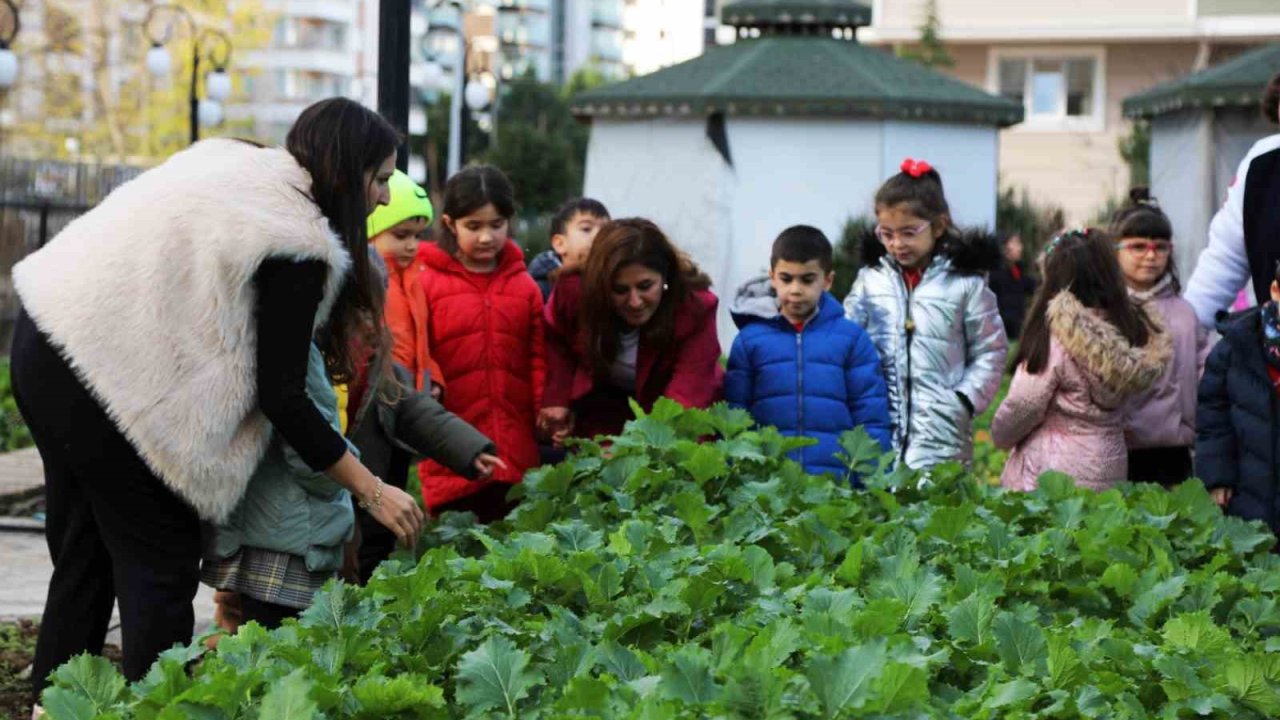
[[1210, 487, 1233, 508], [212, 591, 243, 634], [473, 453, 508, 480], [538, 407, 574, 447], [550, 428, 572, 449]]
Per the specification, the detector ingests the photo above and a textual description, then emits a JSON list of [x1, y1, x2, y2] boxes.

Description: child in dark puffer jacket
[[1197, 262, 1280, 536]]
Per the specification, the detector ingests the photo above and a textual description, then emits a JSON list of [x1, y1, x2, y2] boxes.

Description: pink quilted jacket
[[993, 292, 1171, 491]]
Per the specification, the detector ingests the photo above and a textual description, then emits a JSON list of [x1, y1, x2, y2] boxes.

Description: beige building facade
[[865, 0, 1280, 222]]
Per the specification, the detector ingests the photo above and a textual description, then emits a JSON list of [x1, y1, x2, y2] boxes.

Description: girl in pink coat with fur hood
[[993, 229, 1171, 491]]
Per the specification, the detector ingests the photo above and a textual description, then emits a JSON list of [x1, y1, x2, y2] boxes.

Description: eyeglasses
[[1117, 240, 1172, 257], [875, 221, 932, 244]]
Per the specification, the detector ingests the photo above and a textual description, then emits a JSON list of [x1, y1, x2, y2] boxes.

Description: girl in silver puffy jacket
[[843, 159, 1009, 470]]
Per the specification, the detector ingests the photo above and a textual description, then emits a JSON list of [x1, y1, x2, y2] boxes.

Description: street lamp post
[[144, 4, 233, 145], [0, 0, 20, 90], [424, 0, 466, 178], [423, 2, 502, 177], [378, 0, 410, 170]]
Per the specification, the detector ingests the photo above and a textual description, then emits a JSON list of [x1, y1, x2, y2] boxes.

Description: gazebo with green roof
[[1121, 44, 1279, 281], [571, 0, 1021, 348]]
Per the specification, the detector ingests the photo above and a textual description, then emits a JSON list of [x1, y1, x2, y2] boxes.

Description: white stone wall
[[584, 116, 1003, 350]]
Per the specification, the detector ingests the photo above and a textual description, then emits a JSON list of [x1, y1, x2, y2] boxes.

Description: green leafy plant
[[1120, 120, 1152, 190], [41, 401, 1280, 718], [0, 359, 32, 452], [832, 215, 874, 301], [897, 0, 955, 69], [973, 371, 1012, 485], [997, 186, 1066, 262]]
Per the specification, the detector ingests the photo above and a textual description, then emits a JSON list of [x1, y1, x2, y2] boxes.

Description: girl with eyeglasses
[[843, 159, 1008, 471], [1111, 188, 1208, 484], [1110, 188, 1210, 487]]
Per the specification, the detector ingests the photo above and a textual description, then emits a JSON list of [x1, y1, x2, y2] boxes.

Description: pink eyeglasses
[[1116, 240, 1172, 257], [875, 221, 932, 244]]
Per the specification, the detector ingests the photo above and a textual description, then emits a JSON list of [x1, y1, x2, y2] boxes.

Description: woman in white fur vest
[[10, 98, 425, 704]]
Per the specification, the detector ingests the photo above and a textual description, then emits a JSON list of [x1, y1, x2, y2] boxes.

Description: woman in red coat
[[418, 166, 543, 521], [539, 218, 723, 444]]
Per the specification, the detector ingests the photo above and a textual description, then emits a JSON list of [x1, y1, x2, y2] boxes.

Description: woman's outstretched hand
[[365, 482, 424, 548], [328, 452, 425, 548]]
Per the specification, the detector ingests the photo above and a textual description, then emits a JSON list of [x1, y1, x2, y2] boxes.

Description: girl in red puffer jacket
[[418, 166, 544, 522]]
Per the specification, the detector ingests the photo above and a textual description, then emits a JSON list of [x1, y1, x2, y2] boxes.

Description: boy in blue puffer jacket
[[726, 225, 892, 483]]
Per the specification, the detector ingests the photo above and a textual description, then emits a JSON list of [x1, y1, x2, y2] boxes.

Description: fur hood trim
[[13, 138, 350, 522], [1047, 291, 1171, 398], [858, 226, 1003, 276]]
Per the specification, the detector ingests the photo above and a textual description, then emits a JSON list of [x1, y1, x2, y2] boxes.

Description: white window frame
[[987, 46, 1107, 133]]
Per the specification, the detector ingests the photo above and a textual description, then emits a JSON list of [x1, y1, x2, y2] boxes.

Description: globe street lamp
[[464, 75, 492, 113], [144, 4, 233, 145], [0, 0, 20, 90]]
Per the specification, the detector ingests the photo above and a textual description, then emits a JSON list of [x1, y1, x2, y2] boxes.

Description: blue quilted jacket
[[726, 276, 892, 481]]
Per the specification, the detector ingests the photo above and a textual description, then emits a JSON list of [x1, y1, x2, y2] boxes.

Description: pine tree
[[899, 0, 954, 69]]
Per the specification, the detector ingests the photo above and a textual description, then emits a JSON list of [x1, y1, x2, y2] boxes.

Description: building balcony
[[496, 0, 551, 13], [273, 17, 349, 51], [592, 0, 624, 29], [497, 12, 550, 47], [242, 48, 356, 77], [590, 29, 623, 62], [276, 0, 355, 24], [500, 50, 552, 81]]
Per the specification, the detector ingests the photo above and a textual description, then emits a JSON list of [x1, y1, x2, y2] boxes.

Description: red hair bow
[[900, 158, 932, 178]]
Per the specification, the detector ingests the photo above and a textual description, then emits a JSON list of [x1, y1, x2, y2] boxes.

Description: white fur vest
[[13, 139, 351, 522]]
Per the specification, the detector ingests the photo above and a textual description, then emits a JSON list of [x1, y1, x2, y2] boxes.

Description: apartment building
[[865, 0, 1280, 222], [239, 0, 361, 144]]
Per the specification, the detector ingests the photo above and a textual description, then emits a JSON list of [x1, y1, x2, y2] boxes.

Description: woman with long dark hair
[[992, 229, 1170, 491], [11, 98, 424, 707], [539, 218, 723, 443]]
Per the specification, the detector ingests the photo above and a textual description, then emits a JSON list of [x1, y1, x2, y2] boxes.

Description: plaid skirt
[[201, 547, 334, 610]]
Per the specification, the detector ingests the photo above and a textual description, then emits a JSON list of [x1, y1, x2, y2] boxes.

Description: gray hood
[[731, 274, 781, 328]]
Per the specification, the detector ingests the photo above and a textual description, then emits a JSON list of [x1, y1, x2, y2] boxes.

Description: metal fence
[[0, 157, 145, 351]]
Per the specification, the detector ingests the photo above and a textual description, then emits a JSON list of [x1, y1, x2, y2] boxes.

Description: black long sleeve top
[[254, 258, 348, 471]]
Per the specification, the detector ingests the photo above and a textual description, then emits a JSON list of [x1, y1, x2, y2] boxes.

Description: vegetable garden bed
[[41, 401, 1280, 718]]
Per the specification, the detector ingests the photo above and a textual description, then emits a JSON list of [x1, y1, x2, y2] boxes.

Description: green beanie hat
[[367, 170, 434, 239]]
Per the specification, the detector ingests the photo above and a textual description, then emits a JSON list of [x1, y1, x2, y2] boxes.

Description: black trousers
[[238, 594, 299, 630], [1128, 446, 1194, 488], [11, 312, 202, 700]]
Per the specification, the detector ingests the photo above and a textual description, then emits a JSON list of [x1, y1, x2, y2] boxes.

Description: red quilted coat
[[543, 273, 724, 439], [417, 239, 544, 511]]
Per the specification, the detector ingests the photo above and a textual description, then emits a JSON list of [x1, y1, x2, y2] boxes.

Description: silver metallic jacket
[[843, 231, 1008, 470]]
